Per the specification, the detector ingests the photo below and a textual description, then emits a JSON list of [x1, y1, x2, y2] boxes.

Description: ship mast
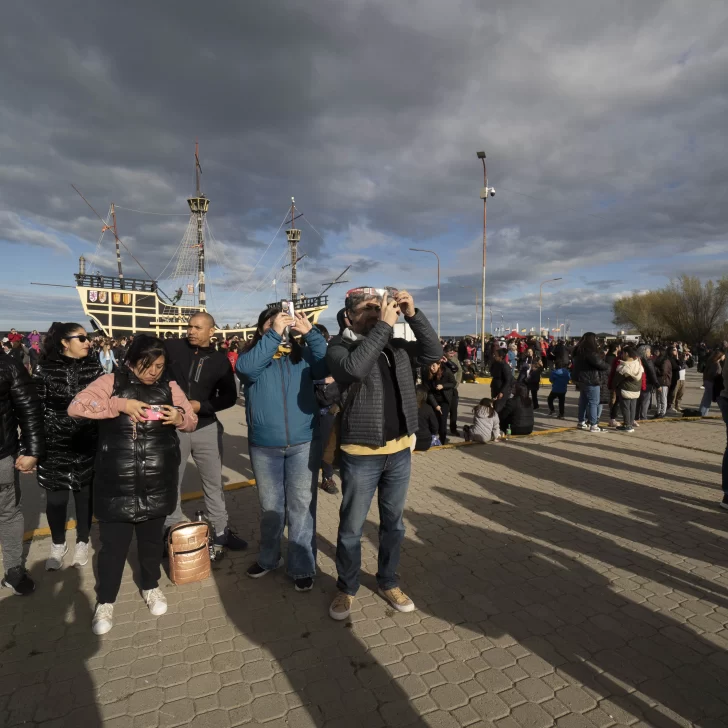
[[286, 197, 301, 301], [187, 141, 209, 310], [101, 203, 123, 278]]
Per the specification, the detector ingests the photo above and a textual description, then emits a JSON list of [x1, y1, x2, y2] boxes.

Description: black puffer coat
[[33, 354, 103, 491], [0, 352, 45, 461], [572, 350, 608, 387], [94, 371, 180, 523]]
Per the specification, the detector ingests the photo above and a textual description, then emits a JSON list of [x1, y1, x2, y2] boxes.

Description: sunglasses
[[66, 335, 89, 343]]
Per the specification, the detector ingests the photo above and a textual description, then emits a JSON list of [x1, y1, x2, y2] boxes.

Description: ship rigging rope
[[114, 206, 189, 216], [224, 207, 290, 299]]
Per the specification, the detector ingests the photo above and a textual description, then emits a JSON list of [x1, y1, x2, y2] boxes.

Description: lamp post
[[476, 151, 495, 362], [409, 248, 440, 337], [539, 277, 562, 337]]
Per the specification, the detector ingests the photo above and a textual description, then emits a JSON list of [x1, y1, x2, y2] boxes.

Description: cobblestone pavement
[[2, 391, 727, 726]]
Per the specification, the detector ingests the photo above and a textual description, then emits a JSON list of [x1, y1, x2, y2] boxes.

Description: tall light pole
[[539, 277, 562, 336], [409, 248, 440, 337], [477, 151, 495, 362]]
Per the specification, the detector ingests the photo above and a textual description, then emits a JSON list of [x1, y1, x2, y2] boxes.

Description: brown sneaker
[[329, 592, 354, 621], [378, 587, 416, 613]]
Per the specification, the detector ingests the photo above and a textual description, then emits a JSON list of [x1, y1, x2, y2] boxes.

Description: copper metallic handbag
[[167, 521, 211, 585]]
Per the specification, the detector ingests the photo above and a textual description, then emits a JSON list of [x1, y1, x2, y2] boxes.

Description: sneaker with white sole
[[142, 588, 168, 616], [589, 425, 603, 433], [608, 419, 618, 428], [577, 422, 587, 430], [329, 592, 354, 621], [46, 542, 68, 571], [92, 603, 114, 635], [72, 541, 89, 567], [378, 587, 416, 613]]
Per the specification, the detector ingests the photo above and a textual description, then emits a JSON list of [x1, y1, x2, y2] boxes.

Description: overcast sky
[[2, 1, 727, 336]]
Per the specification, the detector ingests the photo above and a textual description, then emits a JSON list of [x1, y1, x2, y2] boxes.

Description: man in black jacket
[[0, 351, 44, 595], [326, 288, 442, 620], [490, 348, 513, 413], [164, 312, 247, 553]]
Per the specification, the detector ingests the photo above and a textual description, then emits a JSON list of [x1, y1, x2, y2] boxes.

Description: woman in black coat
[[68, 335, 197, 635], [499, 383, 535, 436], [424, 361, 456, 445], [33, 322, 103, 571]]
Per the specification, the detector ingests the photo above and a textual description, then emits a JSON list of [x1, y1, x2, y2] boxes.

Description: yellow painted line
[[23, 478, 257, 542], [474, 377, 551, 386]]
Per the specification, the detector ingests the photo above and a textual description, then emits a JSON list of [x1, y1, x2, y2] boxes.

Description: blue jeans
[[249, 440, 320, 579], [577, 385, 600, 426], [336, 447, 411, 595], [718, 397, 728, 496], [699, 382, 714, 416]]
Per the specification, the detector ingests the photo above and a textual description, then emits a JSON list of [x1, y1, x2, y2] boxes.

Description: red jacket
[[226, 351, 238, 371]]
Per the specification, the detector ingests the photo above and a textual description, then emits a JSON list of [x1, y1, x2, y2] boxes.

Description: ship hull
[[76, 275, 328, 340]]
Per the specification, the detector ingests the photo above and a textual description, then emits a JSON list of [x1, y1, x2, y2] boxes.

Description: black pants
[[530, 385, 540, 409], [610, 395, 620, 421], [547, 391, 565, 416], [96, 517, 165, 604], [46, 488, 93, 545], [437, 403, 450, 444], [449, 390, 460, 433]]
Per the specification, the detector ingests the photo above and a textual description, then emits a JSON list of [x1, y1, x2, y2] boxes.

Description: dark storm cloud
[[2, 0, 728, 331]]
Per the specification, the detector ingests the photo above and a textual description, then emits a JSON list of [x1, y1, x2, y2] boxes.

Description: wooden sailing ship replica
[[74, 147, 329, 340]]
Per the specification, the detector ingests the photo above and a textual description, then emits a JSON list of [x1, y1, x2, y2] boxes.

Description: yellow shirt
[[341, 434, 415, 456]]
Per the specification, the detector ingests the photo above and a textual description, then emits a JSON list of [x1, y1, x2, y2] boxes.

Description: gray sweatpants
[[0, 456, 24, 573], [165, 421, 229, 535], [656, 386, 668, 416]]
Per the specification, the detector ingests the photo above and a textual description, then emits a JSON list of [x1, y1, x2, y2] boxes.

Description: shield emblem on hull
[[122, 293, 132, 305], [88, 290, 98, 303], [112, 293, 121, 304], [98, 291, 107, 303]]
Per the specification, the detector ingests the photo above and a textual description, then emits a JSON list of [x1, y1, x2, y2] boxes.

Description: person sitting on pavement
[[164, 312, 247, 555], [461, 359, 477, 383], [236, 306, 328, 591], [68, 335, 197, 635], [498, 383, 534, 436], [0, 350, 45, 596], [464, 397, 501, 443], [325, 288, 442, 621]]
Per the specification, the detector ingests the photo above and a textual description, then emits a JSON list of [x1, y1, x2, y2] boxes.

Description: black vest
[[94, 370, 180, 523]]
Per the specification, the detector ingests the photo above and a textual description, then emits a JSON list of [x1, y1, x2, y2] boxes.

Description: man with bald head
[[164, 312, 247, 552]]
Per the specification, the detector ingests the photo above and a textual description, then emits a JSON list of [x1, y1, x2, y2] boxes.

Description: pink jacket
[[68, 374, 198, 432]]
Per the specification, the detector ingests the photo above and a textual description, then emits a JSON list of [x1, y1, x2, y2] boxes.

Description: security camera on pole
[[476, 151, 495, 365]]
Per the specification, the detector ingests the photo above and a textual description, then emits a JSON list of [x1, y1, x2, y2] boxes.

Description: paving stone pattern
[[1, 404, 727, 726]]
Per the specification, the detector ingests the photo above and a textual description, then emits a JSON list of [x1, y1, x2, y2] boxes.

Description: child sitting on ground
[[464, 398, 502, 443]]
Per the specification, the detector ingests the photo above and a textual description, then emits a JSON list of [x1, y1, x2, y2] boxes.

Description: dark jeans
[[577, 385, 600, 426], [547, 391, 565, 416], [449, 390, 459, 433], [610, 395, 620, 421], [718, 396, 728, 496], [96, 517, 165, 604], [530, 385, 540, 409], [319, 412, 336, 480], [336, 447, 411, 596], [46, 487, 93, 545], [436, 403, 450, 444]]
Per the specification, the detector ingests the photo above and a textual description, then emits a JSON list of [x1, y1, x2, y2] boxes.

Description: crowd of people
[[3, 301, 727, 637]]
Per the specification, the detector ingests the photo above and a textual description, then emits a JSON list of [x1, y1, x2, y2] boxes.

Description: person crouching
[[68, 335, 197, 635]]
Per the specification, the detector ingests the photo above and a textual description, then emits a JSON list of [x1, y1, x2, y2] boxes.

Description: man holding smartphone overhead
[[325, 287, 442, 620], [164, 312, 247, 554]]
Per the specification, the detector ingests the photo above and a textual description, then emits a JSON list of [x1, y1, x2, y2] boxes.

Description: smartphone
[[142, 405, 164, 421]]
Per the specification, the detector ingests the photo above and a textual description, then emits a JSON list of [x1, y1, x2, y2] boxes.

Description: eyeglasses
[[66, 335, 89, 343]]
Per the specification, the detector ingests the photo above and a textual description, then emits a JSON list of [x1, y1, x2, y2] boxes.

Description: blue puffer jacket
[[236, 328, 329, 447], [549, 367, 571, 394]]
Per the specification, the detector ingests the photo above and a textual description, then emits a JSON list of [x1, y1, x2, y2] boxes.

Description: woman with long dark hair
[[68, 335, 197, 634], [572, 332, 608, 432], [424, 360, 456, 445], [498, 383, 534, 436], [236, 305, 328, 591], [33, 322, 103, 571]]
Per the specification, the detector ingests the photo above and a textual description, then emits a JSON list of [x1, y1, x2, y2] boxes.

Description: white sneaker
[[92, 603, 114, 635], [589, 425, 602, 432], [608, 419, 618, 428], [142, 587, 168, 616], [46, 542, 68, 571], [72, 541, 89, 567], [577, 422, 587, 430]]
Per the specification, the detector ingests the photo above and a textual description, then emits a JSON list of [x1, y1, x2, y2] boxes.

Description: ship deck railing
[[266, 295, 328, 310], [75, 274, 158, 292]]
